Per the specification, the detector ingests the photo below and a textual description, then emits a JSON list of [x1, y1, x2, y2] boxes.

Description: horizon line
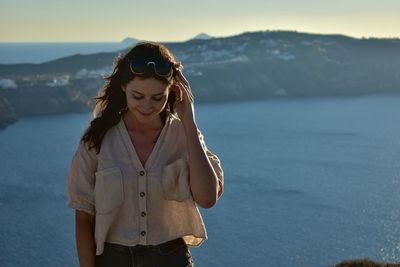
[[1, 29, 400, 43]]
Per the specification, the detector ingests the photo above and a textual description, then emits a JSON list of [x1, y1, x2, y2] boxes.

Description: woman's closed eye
[[133, 95, 163, 101]]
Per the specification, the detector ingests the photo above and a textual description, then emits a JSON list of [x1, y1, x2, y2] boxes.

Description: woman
[[67, 41, 224, 267]]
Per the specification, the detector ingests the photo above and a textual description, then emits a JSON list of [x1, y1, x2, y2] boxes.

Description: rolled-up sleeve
[[66, 141, 98, 215], [198, 130, 224, 199]]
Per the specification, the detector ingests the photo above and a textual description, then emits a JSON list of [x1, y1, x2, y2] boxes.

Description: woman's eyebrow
[[132, 90, 165, 96]]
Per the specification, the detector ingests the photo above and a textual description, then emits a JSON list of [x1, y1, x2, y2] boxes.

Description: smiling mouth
[[138, 111, 153, 116]]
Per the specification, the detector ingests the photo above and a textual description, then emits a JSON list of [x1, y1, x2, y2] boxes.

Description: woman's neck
[[123, 112, 163, 133]]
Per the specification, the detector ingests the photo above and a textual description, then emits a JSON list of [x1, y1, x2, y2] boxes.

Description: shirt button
[[139, 171, 145, 176], [141, 231, 146, 236], [140, 192, 146, 197], [141, 212, 146, 217]]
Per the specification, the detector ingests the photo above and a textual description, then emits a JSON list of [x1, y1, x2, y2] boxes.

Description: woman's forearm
[[184, 120, 219, 209], [75, 210, 96, 267]]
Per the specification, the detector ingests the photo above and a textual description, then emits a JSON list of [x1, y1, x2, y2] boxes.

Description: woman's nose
[[141, 99, 153, 109]]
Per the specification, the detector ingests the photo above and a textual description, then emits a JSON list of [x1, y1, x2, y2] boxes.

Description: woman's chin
[[133, 111, 159, 123]]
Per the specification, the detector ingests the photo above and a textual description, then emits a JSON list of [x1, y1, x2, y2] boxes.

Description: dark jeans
[[95, 238, 194, 267]]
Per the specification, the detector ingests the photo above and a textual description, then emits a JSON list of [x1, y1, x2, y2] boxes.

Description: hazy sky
[[1, 0, 399, 42]]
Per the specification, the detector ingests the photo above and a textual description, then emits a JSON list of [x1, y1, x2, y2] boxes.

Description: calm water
[[0, 42, 129, 64], [1, 95, 400, 267]]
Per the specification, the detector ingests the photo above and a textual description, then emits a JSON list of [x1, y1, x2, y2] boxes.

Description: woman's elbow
[[195, 191, 218, 208], [197, 197, 217, 209]]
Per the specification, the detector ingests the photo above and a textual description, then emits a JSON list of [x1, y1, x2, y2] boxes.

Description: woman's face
[[123, 77, 171, 125]]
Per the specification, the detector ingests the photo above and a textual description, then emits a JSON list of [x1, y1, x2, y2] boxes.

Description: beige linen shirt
[[66, 114, 224, 255]]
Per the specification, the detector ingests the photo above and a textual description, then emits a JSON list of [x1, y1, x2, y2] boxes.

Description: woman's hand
[[173, 70, 219, 208], [173, 69, 196, 129]]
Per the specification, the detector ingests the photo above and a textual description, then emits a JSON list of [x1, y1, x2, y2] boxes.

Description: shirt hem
[[104, 233, 207, 248]]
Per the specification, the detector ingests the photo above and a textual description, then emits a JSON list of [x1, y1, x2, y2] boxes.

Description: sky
[[0, 0, 399, 42]]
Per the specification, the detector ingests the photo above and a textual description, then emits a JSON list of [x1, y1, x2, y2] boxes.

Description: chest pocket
[[161, 159, 191, 202], [94, 167, 124, 214]]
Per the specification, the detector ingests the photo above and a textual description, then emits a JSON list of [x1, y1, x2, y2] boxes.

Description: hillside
[[1, 30, 399, 128]]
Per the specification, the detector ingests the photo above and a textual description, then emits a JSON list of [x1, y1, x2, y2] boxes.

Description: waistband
[[104, 238, 186, 253]]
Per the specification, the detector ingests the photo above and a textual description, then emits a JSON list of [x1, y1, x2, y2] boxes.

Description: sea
[[0, 42, 132, 64], [0, 94, 400, 267]]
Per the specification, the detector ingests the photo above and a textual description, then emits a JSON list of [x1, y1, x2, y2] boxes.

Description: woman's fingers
[[174, 83, 183, 101], [177, 72, 194, 100], [176, 72, 194, 103], [178, 81, 194, 103], [177, 69, 189, 86]]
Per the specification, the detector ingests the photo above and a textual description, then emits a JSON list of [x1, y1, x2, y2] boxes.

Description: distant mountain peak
[[121, 37, 138, 44], [192, 33, 213, 40]]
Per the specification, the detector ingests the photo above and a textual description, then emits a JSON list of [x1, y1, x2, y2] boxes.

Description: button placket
[[138, 170, 148, 244]]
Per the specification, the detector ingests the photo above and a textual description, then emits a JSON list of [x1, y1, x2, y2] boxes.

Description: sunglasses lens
[[154, 61, 173, 76], [130, 59, 148, 74], [129, 59, 173, 77]]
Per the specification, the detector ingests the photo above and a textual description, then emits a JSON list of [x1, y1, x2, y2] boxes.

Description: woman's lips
[[138, 110, 153, 116]]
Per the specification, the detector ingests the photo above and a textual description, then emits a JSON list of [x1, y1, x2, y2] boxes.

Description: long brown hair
[[81, 41, 182, 153]]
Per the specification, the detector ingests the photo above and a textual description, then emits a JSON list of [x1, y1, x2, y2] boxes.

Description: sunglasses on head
[[129, 58, 176, 78]]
